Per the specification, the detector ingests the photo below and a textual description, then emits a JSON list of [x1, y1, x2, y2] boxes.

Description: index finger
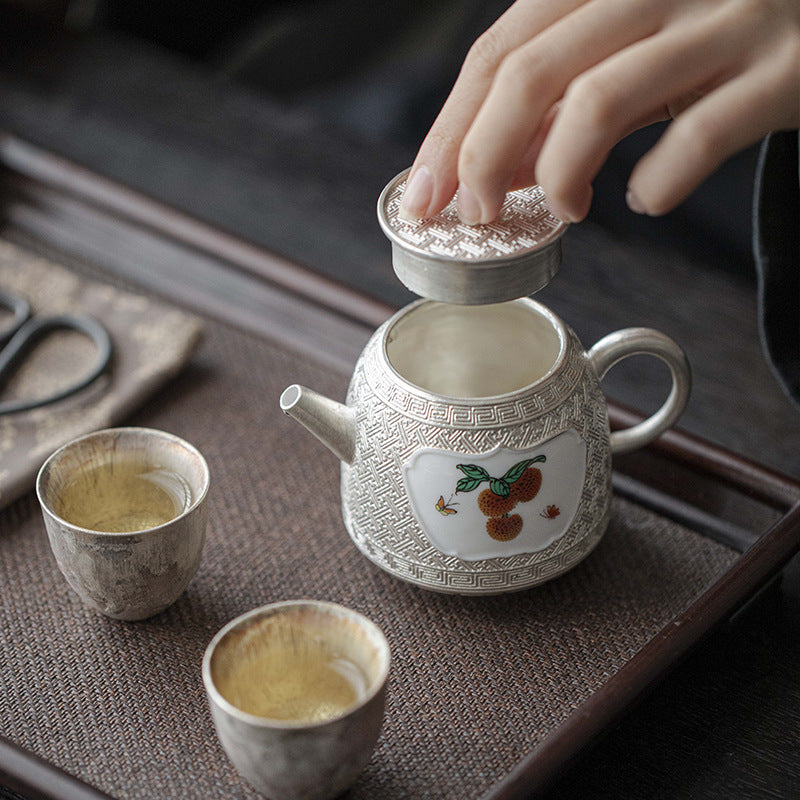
[[456, 0, 663, 224], [399, 0, 587, 220]]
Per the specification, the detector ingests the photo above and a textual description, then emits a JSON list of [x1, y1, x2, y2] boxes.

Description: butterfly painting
[[435, 495, 458, 516]]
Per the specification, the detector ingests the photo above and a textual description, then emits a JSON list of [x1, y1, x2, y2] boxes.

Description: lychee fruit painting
[[477, 488, 518, 517], [486, 514, 523, 541], [446, 456, 552, 542], [510, 467, 542, 502]]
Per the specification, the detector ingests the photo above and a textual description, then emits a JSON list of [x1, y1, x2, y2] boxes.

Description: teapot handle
[[586, 328, 691, 456]]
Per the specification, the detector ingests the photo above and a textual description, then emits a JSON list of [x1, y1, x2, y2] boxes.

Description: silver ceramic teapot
[[280, 297, 690, 594]]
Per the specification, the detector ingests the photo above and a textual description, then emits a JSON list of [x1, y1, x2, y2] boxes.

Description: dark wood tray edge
[[0, 133, 394, 331], [483, 415, 800, 800], [0, 737, 111, 800], [5, 439, 798, 800], [485, 500, 800, 799]]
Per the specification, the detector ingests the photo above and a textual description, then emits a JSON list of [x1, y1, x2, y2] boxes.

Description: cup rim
[[380, 296, 568, 403], [35, 426, 210, 537], [202, 599, 391, 730]]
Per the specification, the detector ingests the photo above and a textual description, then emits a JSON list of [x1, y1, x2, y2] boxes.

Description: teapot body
[[341, 299, 612, 595]]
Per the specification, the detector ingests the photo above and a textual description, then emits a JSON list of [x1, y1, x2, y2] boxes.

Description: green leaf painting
[[502, 455, 546, 483], [454, 456, 546, 494], [456, 477, 485, 493], [456, 464, 490, 480], [490, 478, 511, 497]]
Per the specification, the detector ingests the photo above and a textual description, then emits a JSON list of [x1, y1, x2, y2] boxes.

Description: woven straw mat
[[0, 257, 739, 800]]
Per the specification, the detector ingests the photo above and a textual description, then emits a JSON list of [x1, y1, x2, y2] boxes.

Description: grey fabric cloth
[[754, 130, 800, 405], [0, 240, 203, 510]]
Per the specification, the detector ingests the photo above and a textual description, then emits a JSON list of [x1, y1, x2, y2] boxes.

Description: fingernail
[[543, 199, 573, 223], [626, 188, 648, 215], [399, 166, 433, 221], [457, 183, 483, 225]]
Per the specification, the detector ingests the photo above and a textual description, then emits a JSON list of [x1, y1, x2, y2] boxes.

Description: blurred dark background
[[0, 0, 760, 303]]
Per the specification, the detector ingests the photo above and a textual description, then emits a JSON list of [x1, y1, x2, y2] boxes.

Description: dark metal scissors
[[0, 289, 112, 415]]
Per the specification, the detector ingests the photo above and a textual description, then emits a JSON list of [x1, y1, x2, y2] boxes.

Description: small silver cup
[[36, 427, 210, 621], [203, 600, 390, 800]]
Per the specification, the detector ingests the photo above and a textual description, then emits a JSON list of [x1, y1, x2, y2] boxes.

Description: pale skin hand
[[399, 0, 800, 224]]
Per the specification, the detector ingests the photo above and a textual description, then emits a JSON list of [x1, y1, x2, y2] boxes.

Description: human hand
[[399, 0, 800, 224]]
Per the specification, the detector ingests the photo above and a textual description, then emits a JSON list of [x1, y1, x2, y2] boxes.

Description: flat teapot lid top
[[377, 168, 568, 305]]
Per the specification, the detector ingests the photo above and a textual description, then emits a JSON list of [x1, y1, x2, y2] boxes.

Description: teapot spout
[[279, 384, 356, 465]]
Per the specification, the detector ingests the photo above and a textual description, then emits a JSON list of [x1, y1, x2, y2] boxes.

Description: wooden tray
[[1, 142, 800, 800], [1, 306, 799, 800]]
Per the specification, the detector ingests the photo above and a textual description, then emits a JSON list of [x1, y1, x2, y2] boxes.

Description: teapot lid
[[377, 168, 568, 305]]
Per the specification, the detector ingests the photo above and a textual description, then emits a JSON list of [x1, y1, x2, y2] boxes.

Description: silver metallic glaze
[[377, 168, 568, 304], [203, 601, 390, 800], [340, 302, 611, 594], [588, 327, 692, 455], [283, 299, 691, 595], [36, 427, 209, 621]]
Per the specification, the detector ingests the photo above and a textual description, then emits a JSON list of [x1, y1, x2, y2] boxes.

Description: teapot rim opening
[[381, 297, 568, 402]]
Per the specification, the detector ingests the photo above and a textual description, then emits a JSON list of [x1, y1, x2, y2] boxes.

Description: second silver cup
[[203, 600, 390, 800]]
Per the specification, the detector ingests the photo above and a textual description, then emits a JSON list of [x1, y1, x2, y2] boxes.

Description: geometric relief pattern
[[382, 176, 566, 262], [340, 326, 613, 594]]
